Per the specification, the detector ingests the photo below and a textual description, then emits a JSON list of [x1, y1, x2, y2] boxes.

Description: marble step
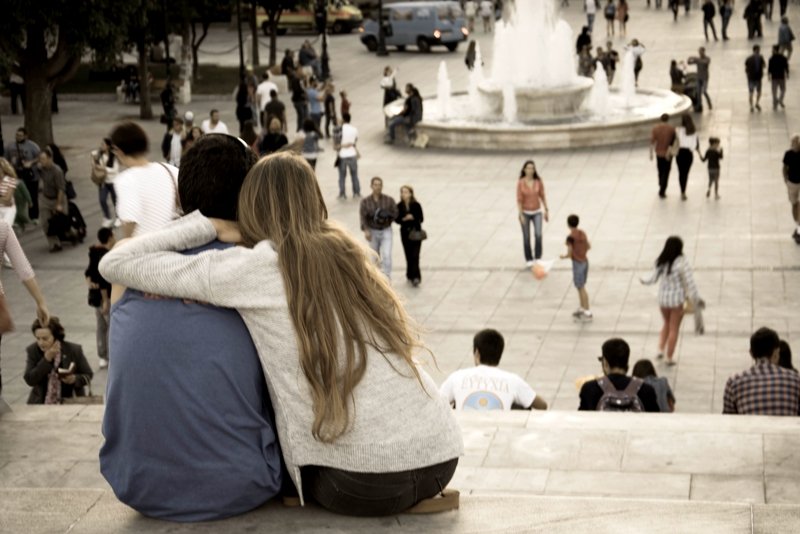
[[1, 489, 798, 534]]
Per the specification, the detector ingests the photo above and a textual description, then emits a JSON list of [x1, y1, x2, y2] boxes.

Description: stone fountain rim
[[477, 77, 595, 93]]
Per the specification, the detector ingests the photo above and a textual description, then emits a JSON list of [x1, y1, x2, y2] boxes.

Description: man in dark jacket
[[768, 45, 789, 110], [745, 45, 765, 112]]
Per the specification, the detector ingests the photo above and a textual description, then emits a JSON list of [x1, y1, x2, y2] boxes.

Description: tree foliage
[[256, 0, 301, 66], [0, 0, 139, 145]]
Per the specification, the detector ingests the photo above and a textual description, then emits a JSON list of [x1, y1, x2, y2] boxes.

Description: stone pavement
[[3, 2, 799, 410]]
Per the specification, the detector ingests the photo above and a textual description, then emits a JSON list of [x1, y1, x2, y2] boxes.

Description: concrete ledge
[[3, 489, 797, 534]]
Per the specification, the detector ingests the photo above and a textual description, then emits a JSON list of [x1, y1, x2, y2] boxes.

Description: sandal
[[404, 489, 460, 514]]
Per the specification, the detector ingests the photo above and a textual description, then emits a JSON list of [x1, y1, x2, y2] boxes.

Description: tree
[[0, 1, 138, 146], [249, 2, 260, 68], [257, 0, 300, 67], [190, 0, 231, 82]]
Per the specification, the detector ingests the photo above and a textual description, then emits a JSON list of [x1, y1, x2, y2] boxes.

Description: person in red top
[[560, 214, 592, 321], [650, 114, 677, 198], [516, 160, 549, 266]]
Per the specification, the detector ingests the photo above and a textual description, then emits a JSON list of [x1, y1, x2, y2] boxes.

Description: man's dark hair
[[210, 109, 219, 116], [602, 338, 630, 371], [178, 135, 257, 221], [342, 112, 351, 123], [750, 327, 779, 359], [16, 127, 26, 135], [97, 227, 114, 244], [263, 70, 270, 80], [110, 121, 149, 156], [173, 117, 184, 126], [773, 45, 780, 54], [370, 176, 382, 186], [270, 89, 278, 99], [660, 113, 669, 122], [567, 214, 579, 228], [473, 329, 505, 366], [753, 45, 760, 52]]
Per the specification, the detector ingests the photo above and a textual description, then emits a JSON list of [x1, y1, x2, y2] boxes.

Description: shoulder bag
[[90, 163, 107, 186], [408, 229, 428, 241]]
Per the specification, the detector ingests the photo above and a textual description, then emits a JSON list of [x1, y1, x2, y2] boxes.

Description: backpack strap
[[597, 377, 618, 394], [623, 377, 644, 396]]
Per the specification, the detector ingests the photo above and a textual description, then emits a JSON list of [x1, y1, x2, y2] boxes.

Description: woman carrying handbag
[[640, 236, 703, 366], [396, 185, 425, 287]]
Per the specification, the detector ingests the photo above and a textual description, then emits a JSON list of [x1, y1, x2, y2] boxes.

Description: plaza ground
[[1, 2, 799, 531]]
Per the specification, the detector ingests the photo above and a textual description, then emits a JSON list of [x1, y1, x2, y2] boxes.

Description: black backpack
[[595, 377, 644, 412]]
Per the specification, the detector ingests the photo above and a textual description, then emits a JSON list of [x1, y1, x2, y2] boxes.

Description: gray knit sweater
[[99, 211, 464, 503]]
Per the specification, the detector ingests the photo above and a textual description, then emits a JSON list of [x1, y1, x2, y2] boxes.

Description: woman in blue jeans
[[516, 160, 550, 266], [90, 138, 119, 228]]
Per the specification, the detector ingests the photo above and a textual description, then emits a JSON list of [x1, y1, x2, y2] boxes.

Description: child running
[[698, 136, 723, 199], [560, 214, 592, 321]]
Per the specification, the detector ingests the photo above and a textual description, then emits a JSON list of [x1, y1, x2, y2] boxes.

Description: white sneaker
[[113, 218, 122, 228], [101, 218, 114, 228], [525, 260, 535, 267], [98, 358, 108, 369], [581, 310, 594, 321]]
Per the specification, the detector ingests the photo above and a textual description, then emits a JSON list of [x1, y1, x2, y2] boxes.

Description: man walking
[[650, 114, 676, 198], [783, 135, 800, 243], [688, 47, 712, 111], [360, 177, 398, 279], [337, 113, 360, 199], [200, 109, 229, 134], [256, 71, 278, 128], [768, 45, 789, 110], [4, 127, 41, 221], [745, 45, 765, 112], [160, 117, 185, 168], [701, 0, 719, 41]]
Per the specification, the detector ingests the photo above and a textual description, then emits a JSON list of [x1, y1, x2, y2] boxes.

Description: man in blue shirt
[[100, 134, 282, 521]]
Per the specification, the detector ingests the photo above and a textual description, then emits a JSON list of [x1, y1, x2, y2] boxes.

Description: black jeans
[[302, 458, 458, 517], [9, 83, 24, 115], [293, 101, 308, 132], [657, 156, 672, 196], [704, 19, 718, 40], [401, 231, 422, 281], [676, 148, 694, 194]]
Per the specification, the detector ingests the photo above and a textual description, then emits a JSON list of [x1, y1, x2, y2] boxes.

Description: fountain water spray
[[467, 42, 485, 111], [437, 61, 452, 119], [587, 61, 610, 116], [618, 50, 637, 108]]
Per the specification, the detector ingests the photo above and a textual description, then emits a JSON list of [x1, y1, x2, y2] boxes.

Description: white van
[[359, 1, 469, 53]]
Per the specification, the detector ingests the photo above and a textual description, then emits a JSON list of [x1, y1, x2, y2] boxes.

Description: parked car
[[257, 0, 364, 35], [359, 1, 468, 53]]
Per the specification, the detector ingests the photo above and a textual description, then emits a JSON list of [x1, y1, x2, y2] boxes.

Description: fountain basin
[[385, 88, 692, 150], [477, 78, 594, 121]]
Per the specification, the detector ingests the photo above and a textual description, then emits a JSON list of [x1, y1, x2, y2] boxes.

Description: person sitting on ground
[[723, 327, 800, 415], [579, 338, 660, 412], [99, 135, 282, 522], [24, 317, 92, 404], [440, 329, 548, 411], [100, 152, 463, 517], [632, 359, 676, 412]]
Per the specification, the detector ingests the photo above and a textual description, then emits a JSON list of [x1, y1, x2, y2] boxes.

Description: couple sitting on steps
[[98, 134, 463, 522]]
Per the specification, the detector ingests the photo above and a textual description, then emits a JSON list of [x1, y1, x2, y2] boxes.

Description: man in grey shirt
[[688, 47, 712, 112]]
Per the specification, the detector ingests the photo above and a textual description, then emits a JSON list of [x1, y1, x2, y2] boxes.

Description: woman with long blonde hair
[[100, 152, 462, 516]]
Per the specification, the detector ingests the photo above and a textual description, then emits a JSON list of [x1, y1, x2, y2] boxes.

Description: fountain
[[384, 0, 692, 150]]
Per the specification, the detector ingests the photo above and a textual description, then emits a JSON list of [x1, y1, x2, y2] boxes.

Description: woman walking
[[396, 185, 424, 287], [100, 153, 463, 517], [517, 160, 550, 266], [675, 113, 699, 200], [617, 0, 629, 37], [640, 236, 703, 365], [91, 138, 119, 228]]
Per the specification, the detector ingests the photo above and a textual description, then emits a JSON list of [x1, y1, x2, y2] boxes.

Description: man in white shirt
[[256, 71, 279, 127], [160, 117, 185, 168], [585, 0, 597, 32], [440, 329, 548, 411], [337, 112, 361, 199], [110, 121, 180, 238], [201, 109, 229, 134]]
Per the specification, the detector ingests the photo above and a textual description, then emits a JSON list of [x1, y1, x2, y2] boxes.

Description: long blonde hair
[[0, 158, 17, 179], [237, 153, 425, 442]]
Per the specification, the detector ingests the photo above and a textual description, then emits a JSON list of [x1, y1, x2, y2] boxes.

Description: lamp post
[[235, 0, 245, 80], [317, 0, 331, 80], [376, 0, 389, 56]]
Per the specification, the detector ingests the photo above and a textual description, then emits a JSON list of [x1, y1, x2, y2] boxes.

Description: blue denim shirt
[[100, 241, 282, 521]]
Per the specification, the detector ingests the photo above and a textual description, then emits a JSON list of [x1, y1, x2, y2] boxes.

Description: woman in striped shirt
[[640, 236, 703, 365]]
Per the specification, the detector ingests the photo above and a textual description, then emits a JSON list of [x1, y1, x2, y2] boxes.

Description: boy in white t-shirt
[[110, 121, 180, 238], [440, 329, 548, 411]]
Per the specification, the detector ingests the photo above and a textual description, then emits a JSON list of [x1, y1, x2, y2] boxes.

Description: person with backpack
[[578, 338, 661, 412]]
